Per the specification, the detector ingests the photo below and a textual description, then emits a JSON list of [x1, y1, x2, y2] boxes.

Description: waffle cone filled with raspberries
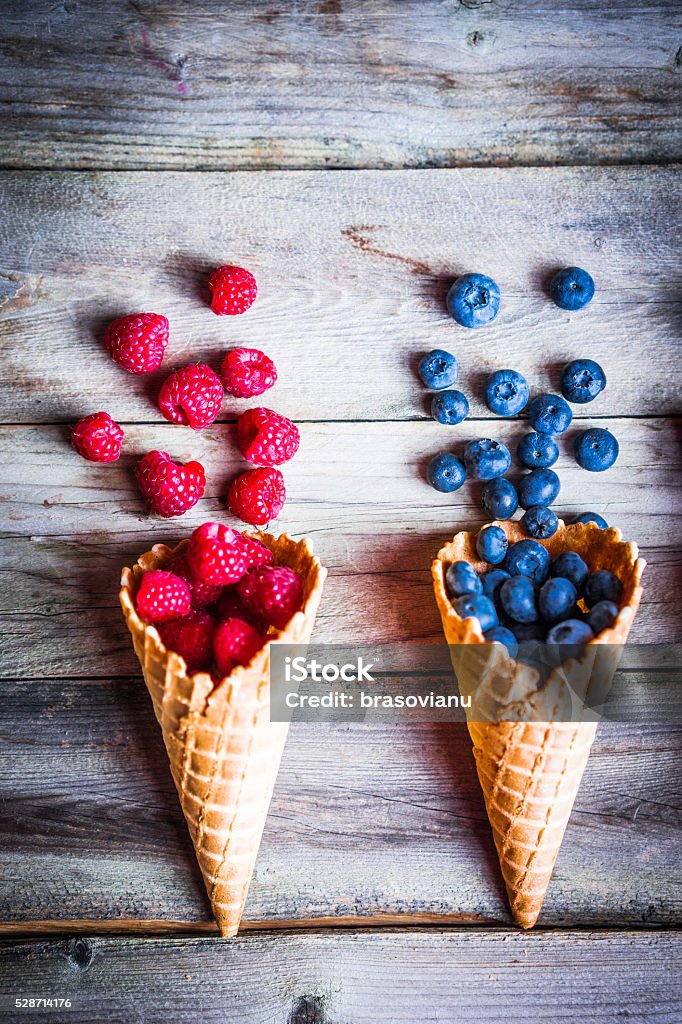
[[120, 531, 326, 937], [432, 520, 645, 929]]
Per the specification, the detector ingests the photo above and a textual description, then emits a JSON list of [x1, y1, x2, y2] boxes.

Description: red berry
[[228, 468, 286, 526], [169, 553, 223, 608], [188, 522, 250, 586], [213, 617, 263, 676], [137, 450, 205, 518], [221, 348, 277, 399], [136, 570, 192, 623], [236, 566, 303, 630], [214, 586, 267, 632], [104, 313, 169, 374], [72, 411, 124, 462], [237, 407, 300, 467], [158, 363, 224, 430], [159, 610, 216, 672], [236, 533, 275, 569], [208, 265, 257, 316]]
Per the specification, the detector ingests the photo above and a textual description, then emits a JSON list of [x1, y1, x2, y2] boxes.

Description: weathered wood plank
[[0, 168, 680, 422], [1, 930, 680, 1024], [2, 0, 681, 171]]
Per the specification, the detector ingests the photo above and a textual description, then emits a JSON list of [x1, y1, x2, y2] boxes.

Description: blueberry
[[418, 349, 458, 390], [550, 267, 595, 311], [551, 551, 589, 593], [504, 539, 551, 584], [574, 428, 619, 472], [512, 621, 546, 643], [546, 618, 594, 645], [476, 525, 508, 565], [584, 570, 622, 608], [517, 431, 559, 469], [588, 600, 619, 635], [481, 568, 510, 602], [427, 453, 466, 492], [463, 438, 511, 481], [518, 468, 561, 509], [481, 477, 518, 520], [499, 575, 538, 624], [572, 511, 608, 529], [560, 359, 606, 404], [527, 394, 573, 435], [522, 506, 559, 539], [484, 369, 529, 416], [446, 273, 500, 329], [431, 390, 469, 425], [446, 560, 482, 598], [538, 577, 577, 624], [453, 593, 498, 632], [484, 626, 518, 657]]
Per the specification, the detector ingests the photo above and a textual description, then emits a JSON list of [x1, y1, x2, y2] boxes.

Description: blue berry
[[446, 560, 482, 598], [551, 551, 589, 593], [504, 539, 550, 584], [427, 453, 466, 492], [574, 428, 619, 471], [431, 390, 469, 425], [476, 525, 508, 565], [499, 575, 538, 624], [481, 477, 518, 520], [446, 273, 500, 329], [560, 359, 606, 404], [517, 431, 559, 469], [550, 267, 595, 311], [572, 511, 608, 529], [453, 593, 498, 632], [418, 349, 458, 390], [484, 369, 529, 416], [518, 468, 560, 509], [588, 600, 619, 635], [527, 394, 573, 435], [538, 577, 577, 624], [512, 621, 545, 643], [463, 438, 511, 481], [522, 506, 559, 539], [484, 626, 518, 657], [546, 619, 594, 645], [481, 568, 510, 602], [584, 570, 622, 608]]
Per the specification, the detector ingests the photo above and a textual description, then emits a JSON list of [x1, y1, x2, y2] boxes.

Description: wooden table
[[1, 3, 681, 1021]]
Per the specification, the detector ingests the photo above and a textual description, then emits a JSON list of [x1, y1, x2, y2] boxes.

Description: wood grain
[[2, 1, 681, 171], [0, 168, 680, 422]]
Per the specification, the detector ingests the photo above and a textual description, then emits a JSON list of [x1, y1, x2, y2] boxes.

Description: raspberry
[[159, 610, 216, 672], [228, 468, 286, 526], [208, 265, 257, 316], [213, 617, 263, 676], [237, 408, 300, 467], [169, 553, 223, 608], [236, 533, 275, 569], [187, 522, 250, 586], [72, 411, 124, 462], [136, 570, 192, 623], [221, 348, 277, 399], [237, 566, 303, 630], [158, 363, 224, 430], [137, 450, 205, 518], [214, 587, 267, 632], [104, 313, 169, 374]]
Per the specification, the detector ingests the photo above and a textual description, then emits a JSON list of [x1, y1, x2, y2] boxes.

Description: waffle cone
[[120, 532, 327, 937], [432, 520, 645, 928]]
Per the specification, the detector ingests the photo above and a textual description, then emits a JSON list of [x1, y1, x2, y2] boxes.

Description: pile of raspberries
[[70, 265, 299, 526]]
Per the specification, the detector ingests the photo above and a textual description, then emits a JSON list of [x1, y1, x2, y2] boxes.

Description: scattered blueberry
[[476, 525, 509, 565], [484, 369, 529, 416], [572, 511, 608, 529], [463, 438, 511, 481], [446, 272, 501, 329], [538, 577, 577, 624], [427, 453, 466, 492], [527, 393, 573, 435], [418, 349, 458, 390], [431, 390, 469, 425], [504, 539, 551, 584], [550, 267, 595, 311], [574, 428, 619, 471], [500, 575, 538, 624], [517, 431, 559, 469], [560, 358, 606, 404], [584, 570, 623, 608], [522, 505, 559, 539], [453, 593, 498, 632], [511, 621, 546, 643], [518, 468, 561, 509], [588, 600, 619, 635], [551, 551, 589, 593], [481, 568, 510, 602], [481, 477, 518, 520], [446, 561, 482, 598], [546, 618, 594, 645], [484, 626, 519, 657]]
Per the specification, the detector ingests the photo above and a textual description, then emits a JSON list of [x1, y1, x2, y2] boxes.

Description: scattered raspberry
[[236, 565, 303, 630], [237, 407, 300, 467], [72, 412, 124, 463], [228, 467, 286, 526], [213, 617, 263, 676], [158, 363, 224, 430], [208, 265, 257, 316], [137, 450, 205, 518], [236, 533, 275, 569], [169, 553, 223, 608], [136, 570, 192, 623], [221, 348, 277, 399], [159, 610, 216, 672], [187, 522, 250, 586], [104, 313, 169, 374], [214, 587, 267, 632]]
